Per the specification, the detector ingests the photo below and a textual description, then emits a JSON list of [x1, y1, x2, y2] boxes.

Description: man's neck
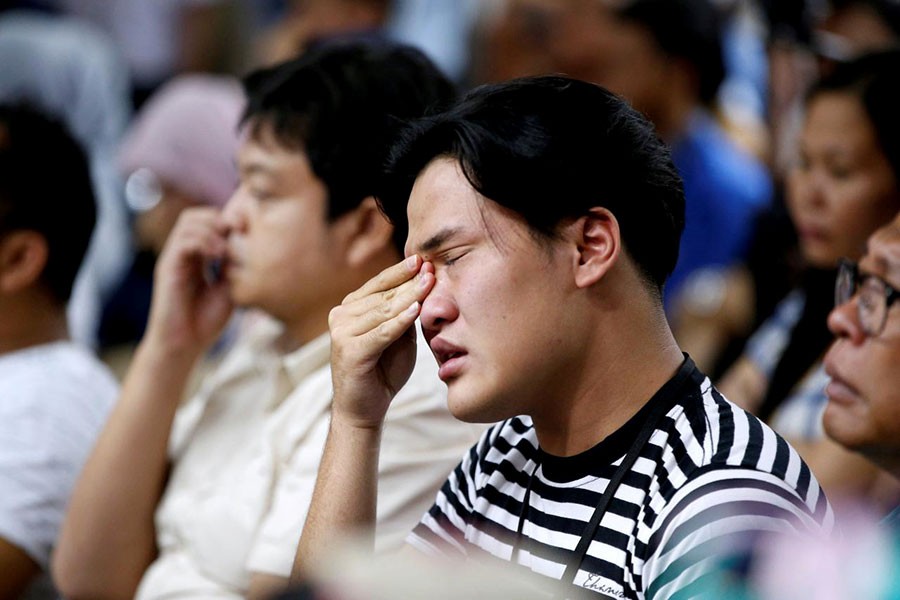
[[275, 308, 332, 355], [530, 299, 684, 457], [0, 295, 69, 356], [274, 253, 401, 355], [274, 326, 317, 355]]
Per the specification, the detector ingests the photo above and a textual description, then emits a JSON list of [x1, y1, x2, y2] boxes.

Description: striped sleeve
[[641, 466, 828, 600], [707, 386, 832, 525], [637, 385, 834, 599]]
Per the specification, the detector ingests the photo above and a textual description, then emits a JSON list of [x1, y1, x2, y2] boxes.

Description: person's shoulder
[[671, 376, 794, 473], [0, 342, 118, 407], [0, 343, 119, 472], [675, 388, 830, 520], [678, 111, 772, 201]]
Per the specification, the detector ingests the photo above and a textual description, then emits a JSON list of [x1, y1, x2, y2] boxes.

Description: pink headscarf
[[119, 74, 244, 208]]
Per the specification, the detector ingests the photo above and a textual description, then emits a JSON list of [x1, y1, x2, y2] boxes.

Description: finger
[[358, 300, 423, 356], [164, 212, 228, 259], [339, 261, 434, 321], [170, 206, 221, 235], [337, 261, 434, 332], [340, 266, 432, 316], [337, 271, 434, 337], [342, 255, 422, 304]]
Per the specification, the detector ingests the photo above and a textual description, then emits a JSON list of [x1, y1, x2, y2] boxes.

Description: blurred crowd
[[2, 0, 900, 598]]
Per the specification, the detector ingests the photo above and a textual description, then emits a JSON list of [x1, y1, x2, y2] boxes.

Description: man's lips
[[428, 338, 468, 381], [222, 249, 241, 272]]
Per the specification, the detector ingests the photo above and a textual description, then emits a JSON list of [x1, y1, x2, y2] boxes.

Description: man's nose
[[219, 187, 247, 232], [419, 288, 459, 333]]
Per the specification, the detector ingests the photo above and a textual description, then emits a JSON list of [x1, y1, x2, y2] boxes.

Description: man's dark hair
[[240, 36, 456, 251], [614, 0, 726, 107], [0, 103, 95, 303], [378, 75, 685, 297]]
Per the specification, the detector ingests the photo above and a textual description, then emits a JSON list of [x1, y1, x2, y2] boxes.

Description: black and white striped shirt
[[407, 358, 834, 599]]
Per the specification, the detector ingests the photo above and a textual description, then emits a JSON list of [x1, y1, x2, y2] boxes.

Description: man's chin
[[447, 387, 506, 424]]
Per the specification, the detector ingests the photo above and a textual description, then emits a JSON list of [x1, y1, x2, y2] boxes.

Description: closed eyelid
[[442, 254, 462, 267], [438, 246, 472, 264], [416, 226, 465, 255]]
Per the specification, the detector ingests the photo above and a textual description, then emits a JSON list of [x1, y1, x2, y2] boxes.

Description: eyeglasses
[[835, 258, 900, 337]]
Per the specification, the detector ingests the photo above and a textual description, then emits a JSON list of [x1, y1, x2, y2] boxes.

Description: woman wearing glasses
[[718, 49, 900, 514]]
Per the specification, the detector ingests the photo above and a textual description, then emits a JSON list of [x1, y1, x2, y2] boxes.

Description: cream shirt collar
[[238, 315, 331, 380], [281, 330, 331, 388], [213, 315, 332, 411]]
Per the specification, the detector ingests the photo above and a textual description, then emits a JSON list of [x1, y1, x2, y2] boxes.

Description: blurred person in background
[[469, 0, 772, 320], [593, 0, 773, 321], [98, 74, 244, 378], [0, 10, 133, 349], [718, 49, 900, 514], [695, 211, 900, 600], [256, 0, 392, 66], [52, 39, 483, 600], [763, 0, 900, 180], [51, 0, 235, 108], [0, 104, 118, 599], [815, 0, 900, 67], [254, 0, 479, 85], [675, 0, 900, 378], [386, 0, 481, 85], [822, 211, 900, 526]]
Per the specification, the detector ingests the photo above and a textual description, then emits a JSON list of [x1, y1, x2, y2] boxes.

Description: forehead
[[405, 158, 480, 254], [404, 157, 530, 257], [862, 215, 900, 285], [237, 131, 313, 178], [802, 93, 873, 147]]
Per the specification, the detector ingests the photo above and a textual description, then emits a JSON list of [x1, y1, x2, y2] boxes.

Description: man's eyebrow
[[417, 227, 464, 254]]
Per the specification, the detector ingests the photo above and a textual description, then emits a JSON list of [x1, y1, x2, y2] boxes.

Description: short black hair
[[0, 103, 95, 303], [378, 75, 685, 297], [240, 36, 456, 251], [614, 0, 726, 106], [808, 48, 900, 182]]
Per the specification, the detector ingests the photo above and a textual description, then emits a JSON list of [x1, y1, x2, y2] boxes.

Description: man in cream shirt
[[54, 38, 482, 600]]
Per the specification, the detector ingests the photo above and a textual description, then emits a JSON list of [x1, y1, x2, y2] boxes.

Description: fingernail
[[418, 272, 430, 289], [406, 301, 420, 316], [405, 255, 418, 271]]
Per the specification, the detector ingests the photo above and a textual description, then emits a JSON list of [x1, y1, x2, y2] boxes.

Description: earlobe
[[343, 196, 395, 268], [0, 231, 49, 294], [573, 208, 620, 288]]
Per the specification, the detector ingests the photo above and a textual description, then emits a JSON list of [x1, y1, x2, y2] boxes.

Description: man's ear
[[571, 207, 620, 289], [340, 197, 395, 268], [0, 230, 49, 294]]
